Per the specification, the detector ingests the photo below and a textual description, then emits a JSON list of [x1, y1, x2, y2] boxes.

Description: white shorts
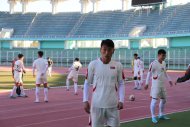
[[14, 72, 23, 83], [151, 86, 166, 99], [90, 107, 120, 127], [36, 75, 47, 85], [67, 71, 78, 82]]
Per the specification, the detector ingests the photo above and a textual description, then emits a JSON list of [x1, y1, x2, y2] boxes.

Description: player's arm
[[176, 67, 190, 84], [32, 62, 36, 77], [164, 63, 173, 86], [83, 62, 94, 114], [22, 62, 26, 73], [145, 63, 153, 90], [42, 61, 48, 76], [117, 63, 125, 110], [11, 61, 15, 77], [131, 59, 134, 73]]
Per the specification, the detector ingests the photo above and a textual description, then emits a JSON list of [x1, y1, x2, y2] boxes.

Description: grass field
[[121, 110, 190, 127], [0, 71, 86, 90]]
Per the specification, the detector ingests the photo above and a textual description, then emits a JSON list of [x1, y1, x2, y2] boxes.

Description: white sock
[[35, 87, 40, 101], [134, 80, 138, 88], [44, 88, 48, 101], [20, 86, 26, 96], [74, 83, 78, 94], [159, 99, 166, 116], [10, 86, 17, 96], [150, 98, 157, 118], [66, 79, 70, 90], [138, 80, 141, 89]]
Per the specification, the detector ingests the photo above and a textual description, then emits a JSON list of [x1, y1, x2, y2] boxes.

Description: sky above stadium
[[0, 0, 189, 12]]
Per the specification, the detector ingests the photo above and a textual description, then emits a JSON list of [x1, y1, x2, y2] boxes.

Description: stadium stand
[[0, 3, 190, 38]]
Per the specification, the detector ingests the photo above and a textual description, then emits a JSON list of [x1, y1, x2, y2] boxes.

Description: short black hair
[[158, 49, 166, 55], [18, 54, 24, 59], [134, 53, 138, 57], [101, 39, 114, 48], [75, 58, 79, 61], [38, 51, 43, 57]]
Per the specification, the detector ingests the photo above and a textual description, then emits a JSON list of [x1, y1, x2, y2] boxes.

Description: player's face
[[19, 57, 24, 61], [134, 55, 138, 59], [100, 45, 114, 63], [158, 53, 166, 61]]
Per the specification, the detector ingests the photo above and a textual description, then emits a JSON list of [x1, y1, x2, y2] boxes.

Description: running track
[[0, 67, 190, 127]]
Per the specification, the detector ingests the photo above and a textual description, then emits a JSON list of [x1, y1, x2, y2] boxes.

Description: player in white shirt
[[10, 54, 27, 98], [137, 57, 144, 89], [83, 39, 125, 127], [33, 51, 49, 103], [66, 58, 82, 95], [132, 53, 141, 90], [145, 49, 173, 124]]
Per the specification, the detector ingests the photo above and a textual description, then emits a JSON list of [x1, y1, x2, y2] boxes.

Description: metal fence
[[0, 48, 189, 70]]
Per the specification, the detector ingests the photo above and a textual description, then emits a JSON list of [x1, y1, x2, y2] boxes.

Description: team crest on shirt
[[110, 66, 115, 69]]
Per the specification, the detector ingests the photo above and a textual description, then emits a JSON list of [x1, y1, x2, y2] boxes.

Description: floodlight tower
[[121, 0, 129, 11], [51, 0, 67, 14], [80, 0, 90, 13], [90, 0, 101, 13], [8, 0, 17, 14]]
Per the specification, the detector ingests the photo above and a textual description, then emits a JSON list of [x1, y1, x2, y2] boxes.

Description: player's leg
[[137, 76, 141, 90], [18, 74, 27, 97], [49, 67, 52, 77], [66, 72, 73, 91], [73, 75, 78, 95], [10, 73, 19, 98], [43, 77, 48, 102], [106, 107, 120, 127], [10, 83, 18, 98], [91, 107, 105, 127], [150, 87, 160, 123], [158, 88, 169, 120], [133, 72, 138, 89], [19, 83, 28, 97], [35, 77, 41, 103]]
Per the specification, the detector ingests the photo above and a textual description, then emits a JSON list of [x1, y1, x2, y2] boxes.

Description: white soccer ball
[[129, 94, 135, 101]]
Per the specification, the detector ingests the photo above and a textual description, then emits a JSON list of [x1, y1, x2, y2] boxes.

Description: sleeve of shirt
[[32, 61, 36, 74], [145, 62, 154, 85], [43, 60, 48, 73], [117, 63, 125, 103], [83, 61, 94, 102]]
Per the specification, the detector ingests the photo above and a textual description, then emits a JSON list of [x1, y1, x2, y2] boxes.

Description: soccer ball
[[129, 94, 135, 101]]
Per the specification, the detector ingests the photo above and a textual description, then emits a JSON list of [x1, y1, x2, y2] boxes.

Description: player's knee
[[43, 83, 48, 88]]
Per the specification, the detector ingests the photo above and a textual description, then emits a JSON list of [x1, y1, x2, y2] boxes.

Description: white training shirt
[[133, 59, 141, 72], [14, 60, 25, 73], [70, 61, 82, 72], [33, 58, 48, 77], [84, 58, 125, 108], [139, 60, 144, 72], [146, 60, 171, 87]]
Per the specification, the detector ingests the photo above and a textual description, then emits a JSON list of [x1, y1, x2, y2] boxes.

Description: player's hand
[[23, 70, 26, 73], [169, 81, 173, 87], [144, 85, 148, 90], [132, 71, 134, 74], [117, 102, 123, 110], [41, 73, 44, 76], [175, 81, 177, 85], [33, 74, 35, 78], [84, 101, 90, 114]]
